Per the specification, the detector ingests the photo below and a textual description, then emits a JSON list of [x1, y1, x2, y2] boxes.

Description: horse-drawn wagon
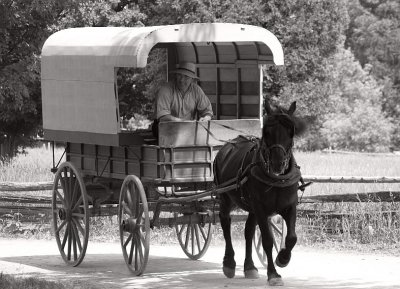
[[41, 23, 300, 282]]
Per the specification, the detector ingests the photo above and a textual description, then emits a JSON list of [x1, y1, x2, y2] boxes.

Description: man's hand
[[199, 115, 212, 121]]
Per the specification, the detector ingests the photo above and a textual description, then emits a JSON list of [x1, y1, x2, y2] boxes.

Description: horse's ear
[[288, 101, 296, 115], [265, 100, 273, 115]]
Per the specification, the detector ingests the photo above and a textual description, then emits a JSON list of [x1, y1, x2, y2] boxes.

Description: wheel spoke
[[71, 223, 78, 261], [56, 219, 67, 234], [191, 225, 195, 255], [67, 223, 72, 260], [72, 195, 83, 212], [136, 233, 144, 264], [61, 222, 70, 250], [194, 225, 201, 254], [256, 233, 262, 251], [68, 170, 74, 203], [60, 172, 69, 208], [134, 237, 139, 270], [123, 233, 133, 249], [136, 207, 144, 225], [270, 221, 282, 236], [128, 235, 135, 265], [126, 187, 134, 209], [71, 178, 79, 205], [71, 222, 82, 253], [198, 225, 207, 241], [130, 183, 140, 217], [139, 230, 146, 244], [55, 190, 67, 208], [184, 225, 190, 250], [271, 227, 279, 252], [178, 224, 185, 236], [72, 217, 85, 236], [122, 201, 133, 216], [72, 213, 85, 219]]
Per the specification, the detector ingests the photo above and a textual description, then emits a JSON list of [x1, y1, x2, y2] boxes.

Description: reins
[[197, 121, 258, 144]]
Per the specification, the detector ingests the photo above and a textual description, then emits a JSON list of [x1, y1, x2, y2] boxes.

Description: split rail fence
[[1, 176, 400, 226]]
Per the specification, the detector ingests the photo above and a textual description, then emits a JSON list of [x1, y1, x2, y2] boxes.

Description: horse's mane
[[264, 104, 307, 136]]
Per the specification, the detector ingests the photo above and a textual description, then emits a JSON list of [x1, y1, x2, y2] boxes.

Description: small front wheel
[[175, 213, 214, 260], [119, 175, 150, 275]]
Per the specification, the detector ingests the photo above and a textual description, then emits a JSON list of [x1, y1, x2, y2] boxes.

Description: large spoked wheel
[[119, 175, 150, 276], [253, 214, 287, 268], [175, 213, 214, 260], [52, 162, 89, 267]]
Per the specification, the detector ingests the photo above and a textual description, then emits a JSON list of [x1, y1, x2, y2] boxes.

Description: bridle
[[259, 114, 295, 175], [259, 141, 292, 175]]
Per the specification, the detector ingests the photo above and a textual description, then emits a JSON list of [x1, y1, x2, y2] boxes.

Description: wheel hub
[[58, 208, 67, 220], [58, 208, 72, 221], [122, 218, 138, 233]]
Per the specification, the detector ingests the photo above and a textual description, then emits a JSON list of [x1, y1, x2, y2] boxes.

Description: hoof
[[275, 250, 290, 268], [244, 269, 259, 279], [275, 257, 289, 268], [223, 266, 235, 278], [268, 277, 284, 286]]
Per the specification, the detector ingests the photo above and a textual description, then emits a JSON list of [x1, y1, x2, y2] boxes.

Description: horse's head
[[261, 101, 306, 175]]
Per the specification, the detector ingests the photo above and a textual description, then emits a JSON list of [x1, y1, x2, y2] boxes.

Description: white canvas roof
[[41, 23, 284, 145]]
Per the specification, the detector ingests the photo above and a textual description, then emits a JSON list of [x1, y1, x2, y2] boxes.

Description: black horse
[[214, 101, 306, 286]]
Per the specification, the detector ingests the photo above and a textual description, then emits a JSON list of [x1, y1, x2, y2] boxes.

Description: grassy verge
[[0, 273, 65, 289]]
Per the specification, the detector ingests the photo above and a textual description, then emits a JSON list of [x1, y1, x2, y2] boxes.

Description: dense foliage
[[0, 0, 399, 157]]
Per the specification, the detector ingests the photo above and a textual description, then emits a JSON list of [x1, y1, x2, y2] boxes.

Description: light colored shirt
[[155, 82, 213, 120]]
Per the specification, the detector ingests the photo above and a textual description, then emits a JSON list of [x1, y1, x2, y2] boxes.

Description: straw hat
[[171, 62, 199, 79]]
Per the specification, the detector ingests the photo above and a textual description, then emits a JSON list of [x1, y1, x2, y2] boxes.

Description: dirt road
[[0, 239, 399, 288]]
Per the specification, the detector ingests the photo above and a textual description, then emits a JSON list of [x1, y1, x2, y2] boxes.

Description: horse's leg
[[276, 204, 297, 268], [256, 210, 283, 286], [219, 194, 236, 278], [244, 212, 259, 279]]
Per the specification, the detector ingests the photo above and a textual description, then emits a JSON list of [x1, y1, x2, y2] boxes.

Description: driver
[[154, 62, 213, 122]]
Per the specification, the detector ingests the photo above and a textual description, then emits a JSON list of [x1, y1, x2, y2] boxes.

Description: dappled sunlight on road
[[0, 239, 399, 288]]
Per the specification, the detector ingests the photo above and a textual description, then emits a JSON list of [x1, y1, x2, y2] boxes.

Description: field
[[0, 146, 400, 254]]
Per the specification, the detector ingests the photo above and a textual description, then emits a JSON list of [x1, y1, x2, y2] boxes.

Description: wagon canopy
[[41, 23, 284, 146]]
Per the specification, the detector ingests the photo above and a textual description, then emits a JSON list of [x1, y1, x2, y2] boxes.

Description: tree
[[259, 1, 349, 111], [321, 47, 393, 152], [346, 0, 400, 148], [0, 0, 78, 159]]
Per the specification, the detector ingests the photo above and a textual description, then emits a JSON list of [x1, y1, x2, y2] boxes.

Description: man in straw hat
[[154, 62, 213, 122]]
